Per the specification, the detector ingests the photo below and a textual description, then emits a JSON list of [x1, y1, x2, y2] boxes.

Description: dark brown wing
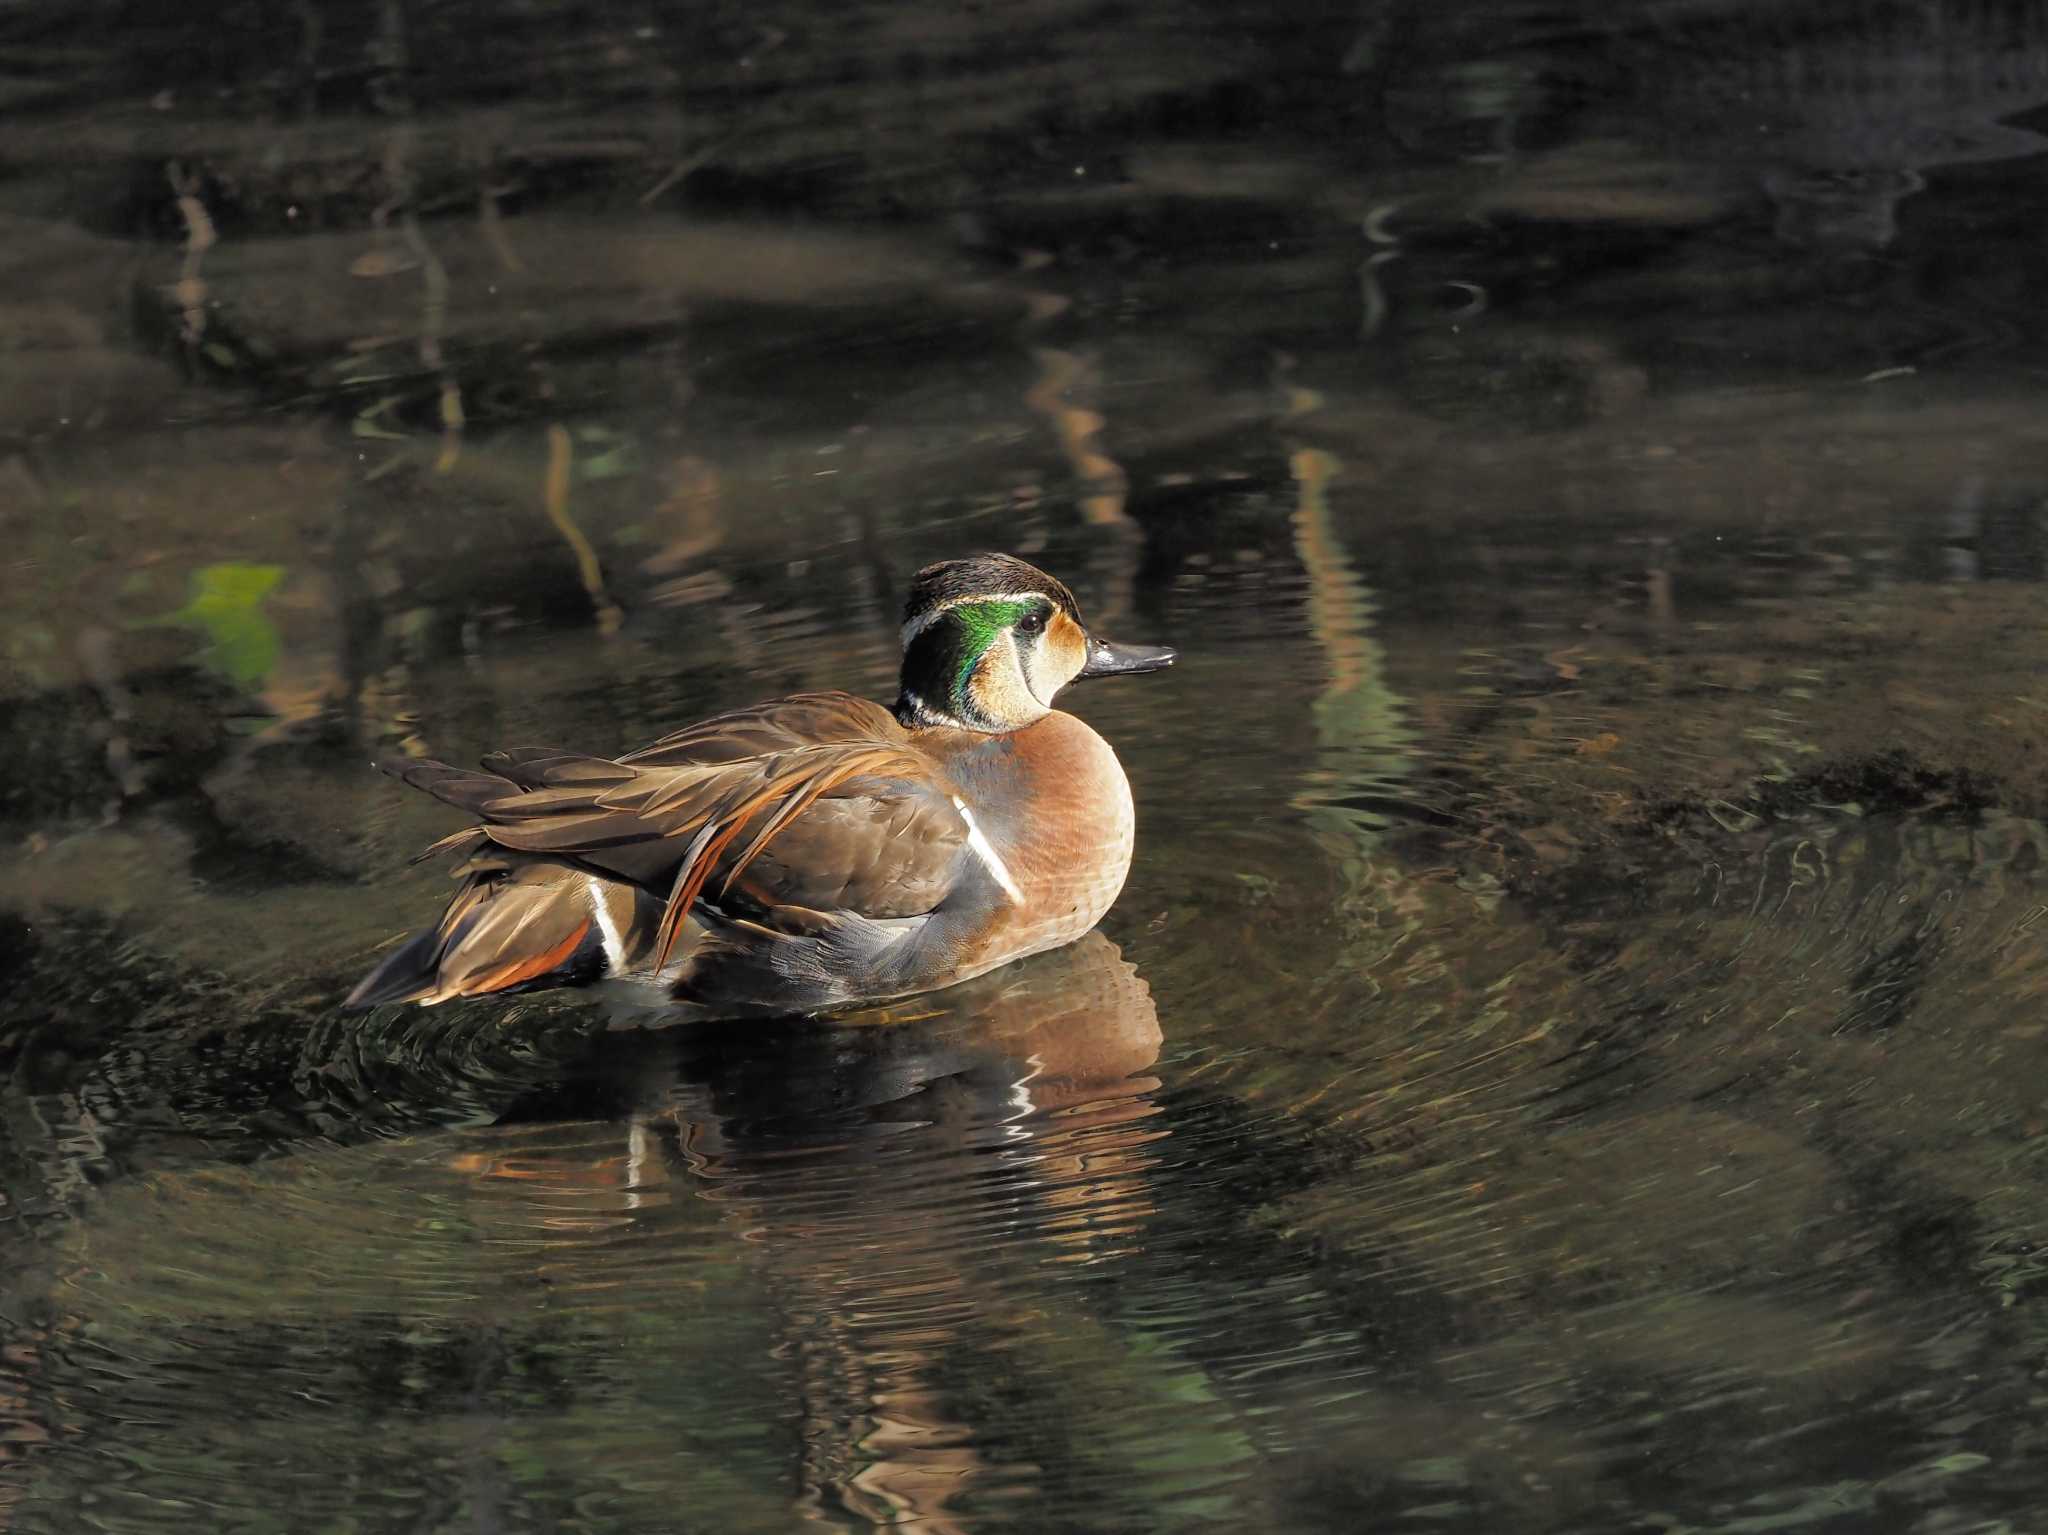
[[715, 784, 966, 917], [386, 691, 968, 970], [619, 692, 904, 766]]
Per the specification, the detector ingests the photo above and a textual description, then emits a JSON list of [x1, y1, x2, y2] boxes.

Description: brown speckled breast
[[937, 710, 1136, 974]]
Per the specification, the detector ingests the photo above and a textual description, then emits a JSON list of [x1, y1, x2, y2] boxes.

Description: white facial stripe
[[900, 590, 1061, 645], [952, 795, 1026, 906], [974, 629, 1053, 726], [1018, 629, 1058, 707]]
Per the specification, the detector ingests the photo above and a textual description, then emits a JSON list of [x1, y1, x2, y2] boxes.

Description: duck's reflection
[[454, 931, 1166, 1533]]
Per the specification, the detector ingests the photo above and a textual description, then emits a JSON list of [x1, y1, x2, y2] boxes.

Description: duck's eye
[[1016, 610, 1047, 636]]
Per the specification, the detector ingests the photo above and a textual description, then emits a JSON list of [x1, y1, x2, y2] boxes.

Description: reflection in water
[[1450, 0, 2048, 248], [164, 163, 215, 352], [1639, 4, 2048, 248], [1276, 362, 1418, 898], [1015, 247, 1144, 630], [653, 933, 1170, 1529], [14, 936, 1197, 1532], [541, 421, 624, 634], [475, 934, 1173, 1530]]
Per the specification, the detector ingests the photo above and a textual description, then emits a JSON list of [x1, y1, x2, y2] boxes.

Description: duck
[[346, 552, 1175, 1015]]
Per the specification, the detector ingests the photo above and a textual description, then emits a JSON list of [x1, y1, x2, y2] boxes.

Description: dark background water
[[6, 1, 2048, 1529]]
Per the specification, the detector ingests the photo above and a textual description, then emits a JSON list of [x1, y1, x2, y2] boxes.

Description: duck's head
[[894, 553, 1175, 733]]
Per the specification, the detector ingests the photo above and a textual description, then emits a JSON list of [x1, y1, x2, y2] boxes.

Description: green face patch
[[950, 600, 1034, 698]]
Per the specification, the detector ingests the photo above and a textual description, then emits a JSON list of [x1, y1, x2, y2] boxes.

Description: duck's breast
[[951, 711, 1136, 965]]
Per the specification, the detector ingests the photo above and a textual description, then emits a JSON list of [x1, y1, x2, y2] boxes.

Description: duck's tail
[[345, 853, 625, 1010]]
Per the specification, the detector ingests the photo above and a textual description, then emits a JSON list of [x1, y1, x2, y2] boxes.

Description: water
[[6, 0, 2048, 1528]]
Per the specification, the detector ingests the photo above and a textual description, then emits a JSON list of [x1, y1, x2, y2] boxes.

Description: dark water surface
[[6, 1, 2048, 1529]]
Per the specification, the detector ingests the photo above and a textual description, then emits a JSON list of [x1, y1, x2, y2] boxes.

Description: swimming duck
[[346, 553, 1174, 1014]]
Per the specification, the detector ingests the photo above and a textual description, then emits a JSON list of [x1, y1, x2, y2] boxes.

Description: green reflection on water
[[154, 564, 287, 688]]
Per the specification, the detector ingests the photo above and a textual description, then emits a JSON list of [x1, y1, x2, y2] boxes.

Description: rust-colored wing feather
[[640, 741, 935, 971], [386, 692, 966, 975]]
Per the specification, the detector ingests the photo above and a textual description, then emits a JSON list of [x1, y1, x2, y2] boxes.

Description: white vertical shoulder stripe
[[951, 795, 1026, 907], [584, 875, 628, 971]]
